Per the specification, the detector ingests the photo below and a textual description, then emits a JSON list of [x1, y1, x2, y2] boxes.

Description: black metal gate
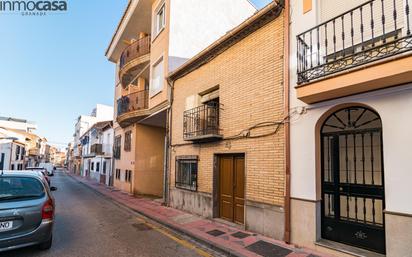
[[321, 107, 385, 254]]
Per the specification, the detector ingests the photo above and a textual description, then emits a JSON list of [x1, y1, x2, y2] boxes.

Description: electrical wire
[[170, 110, 298, 148]]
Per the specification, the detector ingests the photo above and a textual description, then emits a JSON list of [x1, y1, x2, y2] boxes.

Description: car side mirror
[[49, 173, 54, 177], [50, 187, 58, 191]]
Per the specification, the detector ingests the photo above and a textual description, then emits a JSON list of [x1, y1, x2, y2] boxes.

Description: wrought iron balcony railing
[[28, 148, 40, 156], [90, 143, 103, 155], [183, 102, 221, 141], [297, 0, 412, 84], [119, 36, 151, 69], [117, 90, 149, 117]]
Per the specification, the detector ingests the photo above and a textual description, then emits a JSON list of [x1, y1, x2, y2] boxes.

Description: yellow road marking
[[136, 217, 213, 257]]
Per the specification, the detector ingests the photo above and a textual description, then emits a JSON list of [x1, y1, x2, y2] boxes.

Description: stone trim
[[384, 210, 412, 218], [245, 199, 284, 213], [290, 197, 321, 203]]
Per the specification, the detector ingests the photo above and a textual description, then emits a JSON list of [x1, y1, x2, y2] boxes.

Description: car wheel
[[38, 235, 53, 250]]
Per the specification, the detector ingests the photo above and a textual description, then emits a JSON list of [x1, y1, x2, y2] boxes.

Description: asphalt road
[[2, 171, 218, 257]]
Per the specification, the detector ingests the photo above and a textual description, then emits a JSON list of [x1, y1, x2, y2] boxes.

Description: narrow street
[[2, 171, 219, 257]]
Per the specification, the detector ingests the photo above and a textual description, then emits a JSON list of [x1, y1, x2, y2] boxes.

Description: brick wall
[[171, 14, 286, 207]]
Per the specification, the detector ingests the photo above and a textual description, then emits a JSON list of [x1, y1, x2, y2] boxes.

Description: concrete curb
[[66, 172, 246, 257]]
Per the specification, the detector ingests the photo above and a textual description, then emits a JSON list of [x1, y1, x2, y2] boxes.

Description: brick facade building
[[167, 2, 287, 239]]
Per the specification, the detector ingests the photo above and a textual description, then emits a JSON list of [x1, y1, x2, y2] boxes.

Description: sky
[[0, 0, 271, 148]]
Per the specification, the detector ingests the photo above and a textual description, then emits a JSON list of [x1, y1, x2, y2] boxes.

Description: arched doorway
[[320, 106, 385, 254]]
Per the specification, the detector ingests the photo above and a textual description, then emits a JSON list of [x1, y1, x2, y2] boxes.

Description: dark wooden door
[[219, 155, 245, 224]]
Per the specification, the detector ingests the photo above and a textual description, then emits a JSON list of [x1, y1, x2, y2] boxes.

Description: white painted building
[[72, 104, 114, 169], [0, 141, 26, 170], [289, 0, 412, 256], [79, 121, 113, 186], [0, 116, 37, 133], [0, 128, 27, 170]]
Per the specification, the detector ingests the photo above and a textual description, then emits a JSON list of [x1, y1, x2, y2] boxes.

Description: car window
[[0, 177, 45, 201]]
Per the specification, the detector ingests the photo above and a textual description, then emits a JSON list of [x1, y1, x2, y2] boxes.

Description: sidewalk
[[67, 172, 327, 257]]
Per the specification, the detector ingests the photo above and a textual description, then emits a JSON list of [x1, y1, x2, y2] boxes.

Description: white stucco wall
[[0, 142, 12, 170], [95, 104, 114, 121], [0, 119, 37, 133], [289, 0, 412, 215], [168, 0, 256, 71], [0, 142, 25, 170], [102, 128, 113, 155]]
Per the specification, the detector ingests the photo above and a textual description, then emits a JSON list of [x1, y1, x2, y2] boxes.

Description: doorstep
[[315, 239, 385, 257], [67, 172, 328, 257]]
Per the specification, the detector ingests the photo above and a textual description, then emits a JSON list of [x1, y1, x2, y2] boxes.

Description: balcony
[[90, 143, 103, 155], [117, 90, 150, 127], [28, 148, 40, 156], [296, 0, 412, 104], [119, 36, 151, 87], [183, 103, 222, 142]]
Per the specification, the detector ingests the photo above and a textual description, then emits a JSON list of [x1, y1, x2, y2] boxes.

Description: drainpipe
[[163, 78, 174, 205], [281, 0, 291, 244]]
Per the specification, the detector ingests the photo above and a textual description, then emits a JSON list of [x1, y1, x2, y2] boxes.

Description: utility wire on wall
[[171, 109, 300, 148]]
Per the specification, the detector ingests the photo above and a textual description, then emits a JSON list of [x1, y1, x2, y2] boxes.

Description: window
[[96, 162, 100, 172], [175, 156, 198, 191], [91, 162, 94, 171], [124, 131, 132, 152], [11, 164, 15, 170], [114, 136, 122, 159], [125, 170, 132, 183], [150, 58, 164, 96], [15, 145, 20, 161], [154, 2, 166, 36], [21, 148, 25, 160], [115, 169, 121, 180], [0, 153, 4, 170]]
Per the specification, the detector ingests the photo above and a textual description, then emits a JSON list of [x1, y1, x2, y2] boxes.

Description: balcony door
[[219, 155, 245, 225], [321, 106, 385, 254]]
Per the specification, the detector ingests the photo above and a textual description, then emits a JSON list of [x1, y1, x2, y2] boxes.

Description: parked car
[[38, 163, 54, 176], [0, 170, 57, 252], [26, 167, 51, 185]]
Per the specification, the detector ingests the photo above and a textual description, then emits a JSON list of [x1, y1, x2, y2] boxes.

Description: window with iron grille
[[114, 136, 122, 159], [91, 162, 94, 171], [124, 131, 132, 152], [96, 162, 100, 172], [175, 156, 198, 191], [103, 161, 107, 174]]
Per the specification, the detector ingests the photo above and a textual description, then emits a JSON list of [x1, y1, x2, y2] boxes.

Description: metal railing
[[90, 143, 103, 155], [117, 90, 149, 117], [297, 0, 412, 84], [119, 36, 151, 69], [183, 102, 220, 140], [28, 148, 40, 156]]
